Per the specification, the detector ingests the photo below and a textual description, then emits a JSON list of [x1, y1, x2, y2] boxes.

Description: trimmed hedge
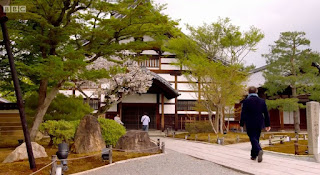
[[40, 118, 126, 147], [185, 121, 213, 134], [39, 120, 80, 146], [98, 118, 126, 146]]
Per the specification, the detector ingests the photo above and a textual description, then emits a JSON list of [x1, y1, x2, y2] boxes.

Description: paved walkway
[[76, 150, 247, 175], [74, 133, 320, 175], [157, 137, 320, 175]]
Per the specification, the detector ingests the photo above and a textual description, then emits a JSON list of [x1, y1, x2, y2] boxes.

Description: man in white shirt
[[141, 112, 150, 131], [114, 114, 124, 125]]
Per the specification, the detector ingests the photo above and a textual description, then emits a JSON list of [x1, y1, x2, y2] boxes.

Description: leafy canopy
[[0, 0, 179, 94], [263, 31, 320, 111], [25, 93, 93, 121], [186, 17, 264, 65]]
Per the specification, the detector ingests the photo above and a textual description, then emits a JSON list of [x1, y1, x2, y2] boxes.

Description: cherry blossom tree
[[77, 58, 154, 116]]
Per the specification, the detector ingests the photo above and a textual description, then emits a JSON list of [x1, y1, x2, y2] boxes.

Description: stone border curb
[[71, 152, 167, 175]]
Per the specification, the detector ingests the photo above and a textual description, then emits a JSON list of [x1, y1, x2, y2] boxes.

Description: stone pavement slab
[[157, 137, 320, 175]]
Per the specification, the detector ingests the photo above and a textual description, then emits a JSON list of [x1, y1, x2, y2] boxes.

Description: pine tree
[[263, 31, 320, 133]]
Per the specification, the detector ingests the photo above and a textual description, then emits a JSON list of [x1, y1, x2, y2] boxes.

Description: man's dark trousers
[[247, 127, 262, 158], [240, 95, 270, 159]]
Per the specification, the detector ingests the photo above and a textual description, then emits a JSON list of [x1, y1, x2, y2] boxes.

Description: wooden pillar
[[118, 102, 123, 120], [159, 57, 162, 70], [198, 78, 201, 121], [280, 110, 284, 130], [161, 93, 165, 131], [156, 93, 160, 130], [174, 74, 178, 131]]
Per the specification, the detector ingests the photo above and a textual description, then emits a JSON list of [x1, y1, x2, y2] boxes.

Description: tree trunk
[[94, 104, 112, 117], [291, 87, 300, 133], [30, 84, 61, 141], [214, 109, 220, 134], [218, 106, 224, 134], [38, 79, 48, 105], [208, 111, 217, 134]]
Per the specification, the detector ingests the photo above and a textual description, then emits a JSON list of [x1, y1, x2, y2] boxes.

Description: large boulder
[[74, 115, 106, 154], [116, 130, 159, 153], [3, 142, 48, 163]]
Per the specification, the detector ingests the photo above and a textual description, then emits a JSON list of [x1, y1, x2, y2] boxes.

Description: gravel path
[[77, 150, 248, 175]]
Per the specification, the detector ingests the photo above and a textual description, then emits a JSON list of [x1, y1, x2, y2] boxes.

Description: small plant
[[98, 118, 126, 146], [185, 121, 213, 134], [39, 120, 80, 146]]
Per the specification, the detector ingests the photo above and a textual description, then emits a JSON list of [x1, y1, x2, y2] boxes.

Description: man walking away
[[141, 112, 150, 132], [240, 86, 271, 163]]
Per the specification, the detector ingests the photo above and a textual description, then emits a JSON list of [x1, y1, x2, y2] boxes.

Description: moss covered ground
[[0, 136, 158, 175]]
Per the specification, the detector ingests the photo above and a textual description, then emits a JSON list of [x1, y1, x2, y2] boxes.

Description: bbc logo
[[3, 6, 26, 13]]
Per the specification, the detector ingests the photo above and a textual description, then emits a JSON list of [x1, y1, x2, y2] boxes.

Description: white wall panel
[[107, 104, 117, 112], [177, 75, 197, 82], [177, 83, 194, 91], [177, 111, 199, 115], [161, 58, 178, 63], [122, 94, 156, 103], [164, 98, 175, 103], [161, 64, 180, 70], [177, 92, 198, 100], [158, 74, 175, 81], [159, 104, 175, 114]]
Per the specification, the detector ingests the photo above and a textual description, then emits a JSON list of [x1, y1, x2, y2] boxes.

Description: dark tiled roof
[[149, 71, 180, 99], [249, 65, 267, 74], [0, 103, 18, 110]]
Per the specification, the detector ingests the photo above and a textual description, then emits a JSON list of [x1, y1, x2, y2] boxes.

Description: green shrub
[[98, 118, 126, 146], [185, 121, 213, 134], [39, 120, 79, 146]]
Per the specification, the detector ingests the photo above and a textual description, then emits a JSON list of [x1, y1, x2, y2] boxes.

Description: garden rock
[[3, 142, 48, 163], [35, 131, 44, 141], [116, 130, 159, 153], [74, 115, 106, 154]]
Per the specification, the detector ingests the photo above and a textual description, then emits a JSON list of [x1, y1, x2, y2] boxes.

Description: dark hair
[[143, 112, 148, 115], [248, 86, 257, 93]]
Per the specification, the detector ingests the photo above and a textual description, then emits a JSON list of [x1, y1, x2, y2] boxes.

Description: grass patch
[[0, 135, 23, 148], [0, 138, 159, 175], [173, 132, 250, 145], [263, 140, 308, 155]]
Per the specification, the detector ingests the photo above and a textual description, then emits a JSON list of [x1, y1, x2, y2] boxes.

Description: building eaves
[[249, 65, 267, 74]]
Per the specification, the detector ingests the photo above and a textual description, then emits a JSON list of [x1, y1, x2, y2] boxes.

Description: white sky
[[154, 0, 320, 67]]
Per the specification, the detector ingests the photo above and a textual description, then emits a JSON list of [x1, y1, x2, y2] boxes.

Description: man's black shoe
[[258, 150, 263, 163], [250, 157, 256, 160]]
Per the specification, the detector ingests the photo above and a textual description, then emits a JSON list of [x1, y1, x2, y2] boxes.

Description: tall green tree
[[187, 17, 264, 65], [0, 0, 177, 140], [184, 56, 247, 134], [165, 18, 262, 133], [263, 31, 320, 133]]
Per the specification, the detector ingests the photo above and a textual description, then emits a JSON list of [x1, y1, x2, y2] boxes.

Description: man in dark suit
[[240, 86, 271, 163]]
